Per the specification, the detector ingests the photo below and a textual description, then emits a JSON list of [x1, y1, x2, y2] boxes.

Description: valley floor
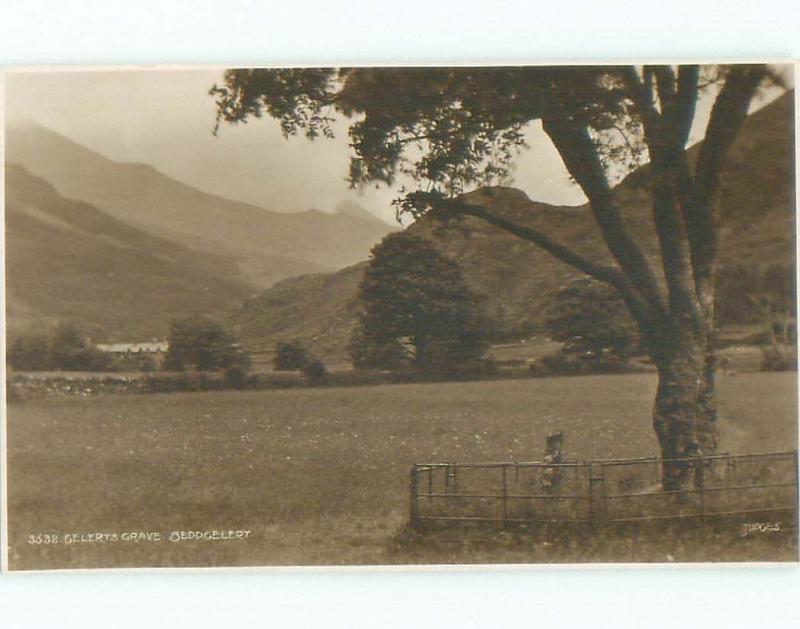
[[5, 372, 797, 570]]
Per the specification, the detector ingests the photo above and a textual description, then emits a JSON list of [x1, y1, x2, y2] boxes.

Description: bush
[[8, 334, 50, 371], [224, 365, 248, 389], [535, 352, 594, 376], [73, 347, 113, 372], [301, 358, 328, 384], [546, 279, 639, 363], [144, 372, 226, 394], [9, 325, 118, 373], [530, 351, 650, 377], [349, 328, 406, 370], [323, 369, 392, 387], [164, 316, 246, 371], [7, 379, 26, 402], [138, 354, 158, 373], [47, 323, 113, 372], [274, 341, 310, 371]]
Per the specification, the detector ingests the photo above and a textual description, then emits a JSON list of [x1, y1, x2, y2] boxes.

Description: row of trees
[[350, 236, 797, 374], [273, 341, 328, 383], [348, 231, 646, 373], [13, 256, 787, 381], [8, 323, 112, 372], [8, 317, 251, 376], [163, 316, 250, 372]]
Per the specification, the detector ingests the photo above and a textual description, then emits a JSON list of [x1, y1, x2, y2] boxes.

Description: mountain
[[5, 164, 253, 341], [232, 91, 796, 363], [235, 265, 368, 366], [335, 199, 389, 222], [5, 121, 398, 288]]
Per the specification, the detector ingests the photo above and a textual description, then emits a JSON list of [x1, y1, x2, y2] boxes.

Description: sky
[[4, 66, 793, 224]]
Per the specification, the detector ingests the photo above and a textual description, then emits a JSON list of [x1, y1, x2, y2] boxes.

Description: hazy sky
[[4, 66, 792, 223]]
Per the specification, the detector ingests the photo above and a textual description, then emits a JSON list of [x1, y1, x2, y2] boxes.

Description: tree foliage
[[49, 323, 111, 371], [164, 316, 248, 372], [547, 278, 640, 362], [301, 357, 328, 384], [273, 340, 328, 383], [8, 333, 50, 371], [9, 323, 111, 372], [715, 263, 796, 326], [273, 341, 310, 371], [351, 233, 487, 369]]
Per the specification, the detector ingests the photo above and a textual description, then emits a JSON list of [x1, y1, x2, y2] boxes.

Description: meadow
[[5, 372, 797, 570]]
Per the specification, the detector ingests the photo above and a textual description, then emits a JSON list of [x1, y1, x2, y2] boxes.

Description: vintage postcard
[[2, 63, 797, 571]]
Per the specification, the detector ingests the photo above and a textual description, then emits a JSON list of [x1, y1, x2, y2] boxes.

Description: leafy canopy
[[273, 341, 310, 371], [164, 316, 247, 372], [210, 64, 781, 343], [8, 333, 50, 371], [211, 66, 653, 214], [351, 233, 487, 369], [546, 278, 639, 362], [48, 322, 111, 372]]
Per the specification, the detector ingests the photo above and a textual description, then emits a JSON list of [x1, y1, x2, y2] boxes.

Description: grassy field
[[5, 372, 797, 570]]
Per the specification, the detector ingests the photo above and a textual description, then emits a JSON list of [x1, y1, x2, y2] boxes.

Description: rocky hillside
[[5, 165, 252, 341], [233, 91, 796, 363]]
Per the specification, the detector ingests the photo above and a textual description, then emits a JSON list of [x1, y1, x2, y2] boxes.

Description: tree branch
[[541, 111, 668, 319], [672, 65, 699, 150], [622, 66, 660, 130], [651, 65, 677, 112], [684, 64, 768, 283], [635, 67, 704, 325], [621, 65, 707, 327], [431, 196, 656, 334]]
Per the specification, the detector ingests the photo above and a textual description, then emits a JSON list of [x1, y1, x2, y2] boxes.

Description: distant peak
[[462, 186, 534, 206], [335, 200, 369, 217], [335, 199, 398, 227], [6, 117, 69, 138]]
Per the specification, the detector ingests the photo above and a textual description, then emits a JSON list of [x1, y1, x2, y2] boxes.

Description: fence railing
[[409, 450, 799, 527]]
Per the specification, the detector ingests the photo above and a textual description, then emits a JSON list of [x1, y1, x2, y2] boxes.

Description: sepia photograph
[[2, 63, 798, 571]]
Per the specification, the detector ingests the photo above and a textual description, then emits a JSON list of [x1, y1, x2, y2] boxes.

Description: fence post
[[697, 456, 706, 526], [410, 465, 419, 527], [793, 450, 799, 528], [600, 464, 608, 521], [501, 465, 509, 526]]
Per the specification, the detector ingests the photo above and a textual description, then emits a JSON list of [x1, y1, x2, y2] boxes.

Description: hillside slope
[[6, 121, 397, 287], [5, 165, 253, 341], [233, 91, 796, 363]]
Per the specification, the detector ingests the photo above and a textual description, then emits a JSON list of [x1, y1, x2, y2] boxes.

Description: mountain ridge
[[5, 164, 253, 341], [6, 120, 398, 288]]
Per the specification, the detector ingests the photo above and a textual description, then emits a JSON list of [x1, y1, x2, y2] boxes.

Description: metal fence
[[410, 450, 798, 527]]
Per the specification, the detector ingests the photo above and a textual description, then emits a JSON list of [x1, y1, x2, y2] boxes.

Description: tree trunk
[[651, 323, 718, 490]]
